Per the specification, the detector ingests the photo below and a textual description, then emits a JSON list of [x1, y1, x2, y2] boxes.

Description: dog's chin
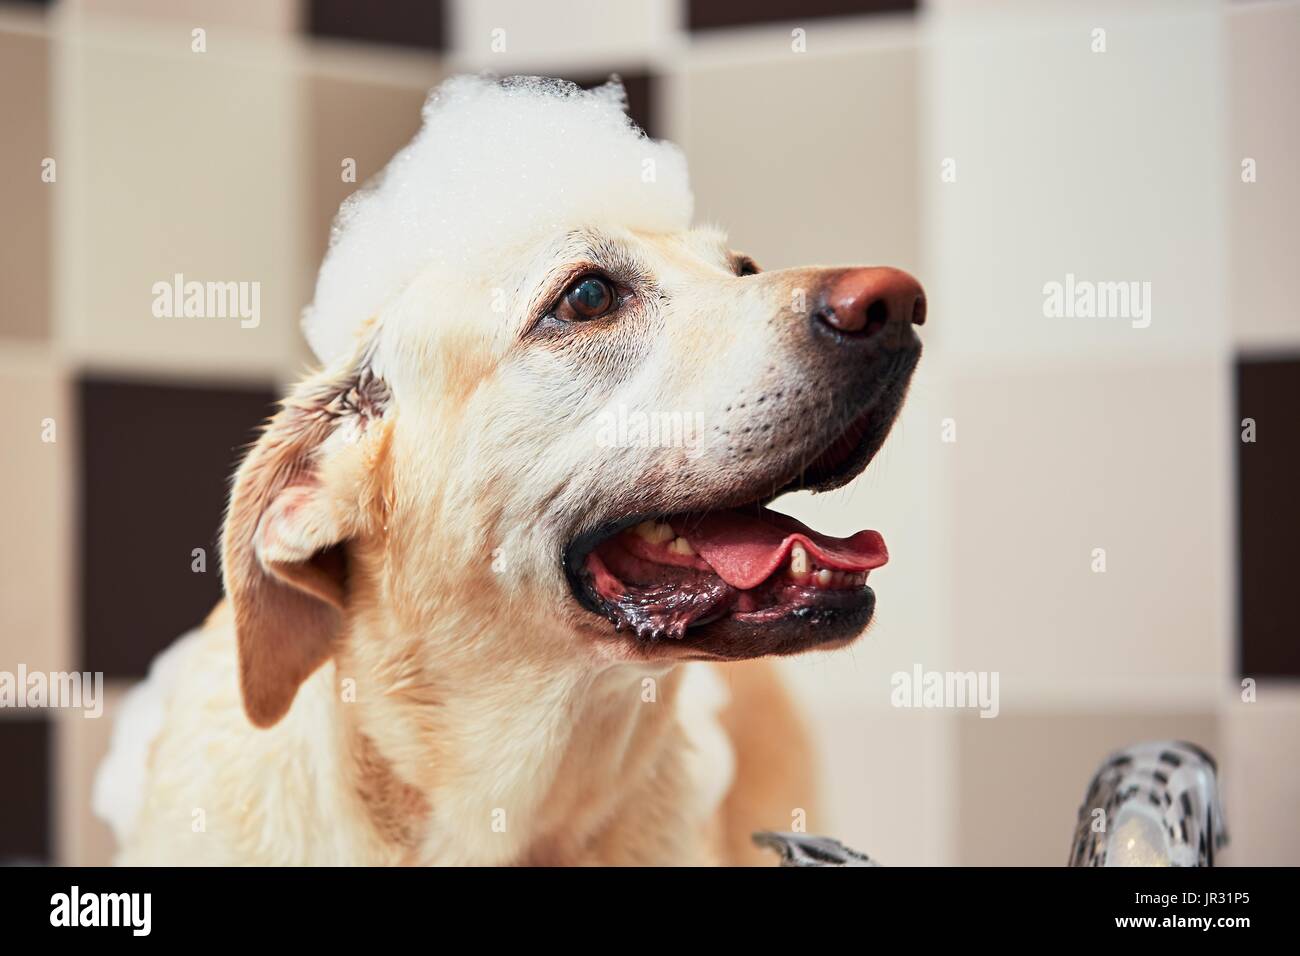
[[598, 591, 876, 664], [563, 358, 913, 662]]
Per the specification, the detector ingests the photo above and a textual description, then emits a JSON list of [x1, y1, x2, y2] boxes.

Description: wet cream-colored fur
[[95, 227, 823, 866]]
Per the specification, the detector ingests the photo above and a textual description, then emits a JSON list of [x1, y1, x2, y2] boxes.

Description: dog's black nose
[[813, 267, 926, 338]]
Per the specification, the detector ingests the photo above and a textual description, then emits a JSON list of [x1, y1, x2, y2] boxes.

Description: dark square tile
[[308, 0, 445, 52], [0, 718, 50, 864], [78, 377, 278, 678], [1236, 355, 1300, 678], [687, 0, 916, 32]]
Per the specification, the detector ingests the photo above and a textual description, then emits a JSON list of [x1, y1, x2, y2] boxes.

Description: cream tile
[[800, 698, 954, 866], [0, 350, 70, 677], [925, 1, 1228, 365], [675, 38, 921, 273], [1227, 1, 1300, 352], [296, 58, 439, 369], [55, 682, 129, 866], [55, 23, 308, 382], [943, 360, 1232, 704], [1221, 685, 1300, 867], [0, 23, 52, 341], [303, 70, 431, 274], [449, 0, 678, 71], [63, 0, 300, 35]]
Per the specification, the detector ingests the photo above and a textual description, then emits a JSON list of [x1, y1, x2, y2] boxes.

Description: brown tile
[[308, 0, 445, 52], [1237, 356, 1300, 678], [688, 0, 915, 32], [0, 717, 51, 863], [78, 376, 277, 678]]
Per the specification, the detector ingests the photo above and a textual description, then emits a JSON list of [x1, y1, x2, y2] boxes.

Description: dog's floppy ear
[[222, 363, 390, 728]]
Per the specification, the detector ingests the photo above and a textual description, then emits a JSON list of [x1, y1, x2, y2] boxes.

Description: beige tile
[[296, 56, 440, 370], [0, 350, 70, 677], [956, 709, 1219, 866], [1227, 1, 1300, 352], [800, 698, 954, 866], [943, 360, 1232, 703], [675, 38, 921, 274], [1221, 686, 1300, 867], [303, 71, 431, 275], [56, 23, 308, 383], [55, 682, 129, 866], [0, 24, 52, 341], [63, 0, 301, 35], [925, 1, 1228, 364], [448, 0, 677, 71]]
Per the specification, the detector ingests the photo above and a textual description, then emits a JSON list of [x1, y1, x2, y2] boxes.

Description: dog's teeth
[[634, 521, 675, 545], [668, 536, 696, 556], [790, 543, 809, 575], [815, 569, 833, 587]]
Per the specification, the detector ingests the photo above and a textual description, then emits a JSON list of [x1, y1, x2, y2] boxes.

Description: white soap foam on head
[[304, 74, 695, 363]]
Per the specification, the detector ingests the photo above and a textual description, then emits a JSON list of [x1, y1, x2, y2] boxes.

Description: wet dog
[[94, 77, 923, 865]]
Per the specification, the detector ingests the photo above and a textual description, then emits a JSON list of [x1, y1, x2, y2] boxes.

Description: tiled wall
[[0, 0, 1296, 866]]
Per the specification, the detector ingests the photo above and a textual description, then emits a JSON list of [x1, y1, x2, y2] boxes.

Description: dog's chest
[[410, 663, 736, 865], [675, 662, 736, 819]]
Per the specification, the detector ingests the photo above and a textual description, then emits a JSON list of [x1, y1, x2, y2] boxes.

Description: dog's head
[[221, 78, 924, 728]]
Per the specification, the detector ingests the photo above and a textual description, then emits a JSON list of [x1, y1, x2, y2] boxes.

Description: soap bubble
[[303, 75, 695, 363]]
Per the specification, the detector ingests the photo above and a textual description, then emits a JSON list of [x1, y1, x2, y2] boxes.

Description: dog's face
[[222, 222, 923, 726]]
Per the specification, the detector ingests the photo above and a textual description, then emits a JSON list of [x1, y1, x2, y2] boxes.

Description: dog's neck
[[332, 612, 724, 865]]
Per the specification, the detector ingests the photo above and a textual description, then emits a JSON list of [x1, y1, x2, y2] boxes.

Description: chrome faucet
[[755, 739, 1227, 867], [1068, 740, 1228, 867]]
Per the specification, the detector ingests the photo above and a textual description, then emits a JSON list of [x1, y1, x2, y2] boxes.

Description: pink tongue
[[679, 509, 888, 590]]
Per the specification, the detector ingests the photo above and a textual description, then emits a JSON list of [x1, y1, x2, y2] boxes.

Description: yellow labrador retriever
[[94, 77, 924, 866]]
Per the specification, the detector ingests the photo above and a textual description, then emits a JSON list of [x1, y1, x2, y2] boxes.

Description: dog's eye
[[557, 275, 617, 322], [734, 256, 760, 277]]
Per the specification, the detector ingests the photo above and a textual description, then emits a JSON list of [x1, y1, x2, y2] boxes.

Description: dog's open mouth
[[565, 394, 904, 655], [584, 507, 886, 639]]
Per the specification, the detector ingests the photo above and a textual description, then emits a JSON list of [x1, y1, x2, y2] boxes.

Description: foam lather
[[303, 75, 695, 363]]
